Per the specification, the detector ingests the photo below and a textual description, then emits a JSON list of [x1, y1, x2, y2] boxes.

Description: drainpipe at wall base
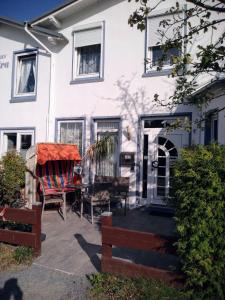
[[24, 22, 53, 142]]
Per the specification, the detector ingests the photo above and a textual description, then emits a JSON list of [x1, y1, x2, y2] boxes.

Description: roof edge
[[192, 77, 225, 97], [0, 17, 24, 29], [30, 0, 79, 25]]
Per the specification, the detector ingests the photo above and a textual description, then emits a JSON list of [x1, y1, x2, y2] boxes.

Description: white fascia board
[[0, 17, 24, 30], [30, 0, 84, 26]]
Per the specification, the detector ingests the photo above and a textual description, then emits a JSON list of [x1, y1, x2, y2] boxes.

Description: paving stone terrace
[[34, 205, 178, 276]]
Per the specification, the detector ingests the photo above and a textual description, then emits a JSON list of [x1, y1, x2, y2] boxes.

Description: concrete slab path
[[0, 264, 90, 300]]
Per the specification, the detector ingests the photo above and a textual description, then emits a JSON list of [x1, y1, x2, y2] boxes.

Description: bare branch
[[187, 0, 225, 12]]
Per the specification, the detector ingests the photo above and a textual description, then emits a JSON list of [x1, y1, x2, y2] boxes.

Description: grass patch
[[0, 243, 33, 272], [88, 273, 189, 300]]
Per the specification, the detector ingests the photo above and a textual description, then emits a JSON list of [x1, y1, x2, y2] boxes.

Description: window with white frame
[[57, 120, 84, 156], [73, 23, 103, 80], [13, 51, 37, 97], [95, 120, 120, 177], [1, 130, 34, 158], [146, 14, 182, 72]]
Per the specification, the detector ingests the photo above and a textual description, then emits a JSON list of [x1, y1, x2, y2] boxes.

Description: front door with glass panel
[[141, 121, 189, 206]]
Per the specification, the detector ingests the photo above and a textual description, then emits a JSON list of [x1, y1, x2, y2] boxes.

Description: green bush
[[88, 273, 188, 300], [172, 144, 225, 299], [0, 151, 26, 207]]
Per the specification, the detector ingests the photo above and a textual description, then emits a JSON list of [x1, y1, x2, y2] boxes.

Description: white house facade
[[0, 0, 224, 208]]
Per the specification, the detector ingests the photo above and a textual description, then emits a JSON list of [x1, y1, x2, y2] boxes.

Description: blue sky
[[0, 0, 67, 22]]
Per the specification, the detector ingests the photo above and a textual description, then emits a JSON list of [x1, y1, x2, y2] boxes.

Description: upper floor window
[[11, 50, 37, 102], [145, 13, 182, 75], [72, 22, 104, 83], [77, 44, 101, 76], [151, 45, 181, 67]]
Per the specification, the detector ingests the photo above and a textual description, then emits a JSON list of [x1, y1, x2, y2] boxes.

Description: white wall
[[52, 0, 200, 143], [49, 0, 201, 205], [0, 24, 51, 149]]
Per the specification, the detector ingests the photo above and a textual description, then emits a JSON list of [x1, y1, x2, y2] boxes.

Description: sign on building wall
[[0, 55, 9, 69]]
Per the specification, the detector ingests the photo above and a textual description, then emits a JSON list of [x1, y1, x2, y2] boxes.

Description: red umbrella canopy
[[37, 143, 81, 165]]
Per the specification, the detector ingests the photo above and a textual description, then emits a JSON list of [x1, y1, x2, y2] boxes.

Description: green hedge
[[172, 144, 225, 299]]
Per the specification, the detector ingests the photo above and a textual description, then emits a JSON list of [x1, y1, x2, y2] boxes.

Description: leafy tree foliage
[[172, 144, 225, 298], [128, 0, 225, 112]]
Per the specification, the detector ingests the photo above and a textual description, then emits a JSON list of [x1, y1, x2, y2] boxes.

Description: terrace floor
[[34, 205, 178, 275]]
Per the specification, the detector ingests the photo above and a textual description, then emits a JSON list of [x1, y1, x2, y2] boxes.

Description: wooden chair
[[80, 183, 110, 224], [39, 180, 66, 221]]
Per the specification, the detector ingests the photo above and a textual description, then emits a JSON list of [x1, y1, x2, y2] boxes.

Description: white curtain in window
[[60, 122, 83, 155], [96, 132, 118, 177], [32, 61, 36, 87], [18, 56, 36, 94], [79, 45, 100, 74]]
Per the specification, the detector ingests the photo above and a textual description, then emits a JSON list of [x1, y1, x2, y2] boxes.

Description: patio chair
[[80, 183, 110, 224], [36, 160, 76, 220], [39, 181, 66, 220]]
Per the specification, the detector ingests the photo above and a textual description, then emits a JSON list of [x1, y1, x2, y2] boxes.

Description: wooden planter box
[[0, 203, 42, 256]]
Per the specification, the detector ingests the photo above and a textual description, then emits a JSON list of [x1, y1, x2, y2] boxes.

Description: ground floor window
[[205, 112, 218, 145], [95, 120, 120, 177], [1, 129, 34, 158], [57, 119, 84, 156]]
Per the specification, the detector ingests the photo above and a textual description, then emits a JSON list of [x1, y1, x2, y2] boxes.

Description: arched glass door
[[155, 136, 178, 201], [141, 123, 190, 206]]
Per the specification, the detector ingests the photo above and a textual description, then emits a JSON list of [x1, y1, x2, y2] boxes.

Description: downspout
[[24, 22, 53, 141]]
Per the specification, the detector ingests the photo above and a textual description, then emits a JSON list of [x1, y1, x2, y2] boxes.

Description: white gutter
[[24, 23, 53, 142], [24, 23, 53, 54]]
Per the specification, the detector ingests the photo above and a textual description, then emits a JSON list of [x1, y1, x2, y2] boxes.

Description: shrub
[[88, 273, 188, 300], [172, 144, 225, 299], [0, 151, 26, 207]]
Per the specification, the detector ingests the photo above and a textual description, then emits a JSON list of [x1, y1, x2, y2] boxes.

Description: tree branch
[[166, 18, 225, 46], [187, 0, 225, 13]]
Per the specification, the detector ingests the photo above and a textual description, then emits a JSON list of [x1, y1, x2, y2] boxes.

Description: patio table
[[63, 183, 91, 215]]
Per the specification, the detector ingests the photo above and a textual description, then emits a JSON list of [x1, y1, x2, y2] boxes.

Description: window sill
[[142, 69, 172, 78], [10, 95, 36, 103], [70, 77, 103, 85]]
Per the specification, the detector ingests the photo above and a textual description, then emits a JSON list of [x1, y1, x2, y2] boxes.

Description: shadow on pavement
[[74, 233, 101, 272], [0, 278, 23, 300]]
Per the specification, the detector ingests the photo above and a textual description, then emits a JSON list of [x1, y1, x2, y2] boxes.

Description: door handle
[[151, 160, 159, 169]]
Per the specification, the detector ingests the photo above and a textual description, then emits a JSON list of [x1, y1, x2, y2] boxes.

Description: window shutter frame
[[147, 12, 183, 48], [74, 26, 102, 48]]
